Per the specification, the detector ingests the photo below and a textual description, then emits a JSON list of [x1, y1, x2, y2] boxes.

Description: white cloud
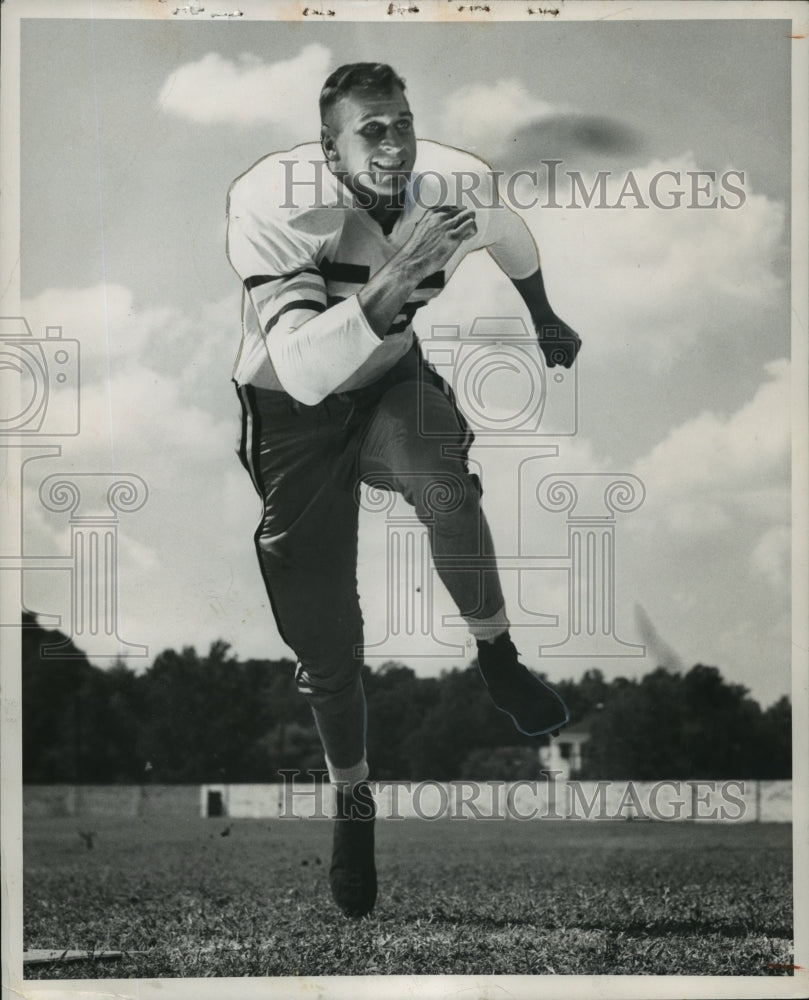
[[19, 284, 173, 372], [523, 154, 788, 369], [17, 285, 257, 664], [439, 79, 556, 151], [750, 524, 791, 591], [410, 145, 786, 386], [592, 358, 795, 705], [634, 358, 789, 493], [632, 360, 790, 568], [20, 281, 242, 402], [156, 45, 332, 127]]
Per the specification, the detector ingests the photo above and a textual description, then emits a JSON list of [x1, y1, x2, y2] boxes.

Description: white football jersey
[[227, 140, 527, 404]]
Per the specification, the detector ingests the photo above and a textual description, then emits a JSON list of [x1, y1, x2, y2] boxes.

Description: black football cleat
[[329, 781, 377, 918], [477, 632, 570, 737]]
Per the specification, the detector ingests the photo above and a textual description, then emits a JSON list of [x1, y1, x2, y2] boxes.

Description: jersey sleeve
[[413, 142, 540, 279], [460, 153, 540, 279], [484, 201, 540, 280], [226, 171, 382, 405]]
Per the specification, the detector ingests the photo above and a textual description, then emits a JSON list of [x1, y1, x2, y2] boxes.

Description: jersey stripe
[[320, 259, 371, 284], [245, 267, 321, 291], [264, 300, 326, 335], [417, 270, 445, 290], [388, 300, 427, 336]]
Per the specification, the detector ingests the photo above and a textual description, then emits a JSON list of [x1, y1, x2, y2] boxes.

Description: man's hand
[[510, 271, 582, 368], [358, 206, 477, 339], [535, 316, 582, 369], [401, 206, 477, 281]]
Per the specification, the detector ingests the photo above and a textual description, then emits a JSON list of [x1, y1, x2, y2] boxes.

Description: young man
[[227, 63, 581, 918]]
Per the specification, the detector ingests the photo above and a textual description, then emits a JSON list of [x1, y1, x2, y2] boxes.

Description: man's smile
[[370, 158, 406, 171]]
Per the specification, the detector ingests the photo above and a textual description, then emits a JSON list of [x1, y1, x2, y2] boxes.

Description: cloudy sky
[[11, 10, 797, 709]]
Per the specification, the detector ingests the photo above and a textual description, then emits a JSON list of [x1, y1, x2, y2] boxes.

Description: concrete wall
[[23, 784, 199, 819], [141, 784, 201, 817], [24, 780, 792, 823]]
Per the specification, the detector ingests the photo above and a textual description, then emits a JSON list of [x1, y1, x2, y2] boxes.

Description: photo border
[[1, 2, 806, 999]]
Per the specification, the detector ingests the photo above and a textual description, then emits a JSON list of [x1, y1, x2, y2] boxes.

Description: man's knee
[[295, 657, 364, 715], [411, 468, 482, 523]]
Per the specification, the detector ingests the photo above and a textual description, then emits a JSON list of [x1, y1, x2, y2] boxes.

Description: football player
[[227, 63, 581, 918]]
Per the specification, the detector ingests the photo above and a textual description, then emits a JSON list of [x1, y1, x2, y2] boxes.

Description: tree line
[[20, 613, 790, 784]]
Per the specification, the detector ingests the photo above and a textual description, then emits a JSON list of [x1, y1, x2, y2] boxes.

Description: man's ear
[[321, 124, 338, 162]]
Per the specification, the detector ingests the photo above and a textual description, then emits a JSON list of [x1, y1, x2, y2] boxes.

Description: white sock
[[466, 605, 510, 644], [326, 755, 369, 794]]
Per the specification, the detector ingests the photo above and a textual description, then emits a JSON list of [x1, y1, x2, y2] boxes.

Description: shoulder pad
[[228, 143, 348, 237]]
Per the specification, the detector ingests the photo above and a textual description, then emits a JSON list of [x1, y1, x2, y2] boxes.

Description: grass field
[[23, 814, 792, 979]]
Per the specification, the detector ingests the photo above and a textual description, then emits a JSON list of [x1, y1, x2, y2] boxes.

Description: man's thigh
[[357, 377, 473, 485], [237, 385, 362, 657]]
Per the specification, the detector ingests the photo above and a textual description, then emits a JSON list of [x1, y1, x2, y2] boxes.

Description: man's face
[[323, 86, 417, 207]]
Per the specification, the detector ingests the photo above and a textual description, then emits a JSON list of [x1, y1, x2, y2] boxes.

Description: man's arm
[[511, 269, 582, 369], [227, 189, 478, 403], [358, 207, 477, 336], [486, 206, 582, 369]]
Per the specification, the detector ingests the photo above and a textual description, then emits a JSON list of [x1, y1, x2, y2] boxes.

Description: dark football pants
[[236, 345, 504, 773]]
